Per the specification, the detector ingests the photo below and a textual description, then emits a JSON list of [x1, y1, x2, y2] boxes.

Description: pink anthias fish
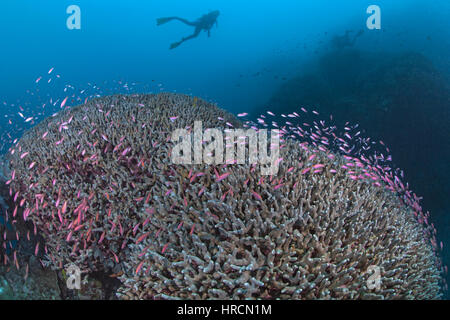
[[20, 152, 29, 159], [61, 97, 69, 108], [251, 190, 262, 201], [216, 172, 231, 182]]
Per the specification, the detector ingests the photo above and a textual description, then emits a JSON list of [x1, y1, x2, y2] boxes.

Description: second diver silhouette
[[331, 29, 364, 50], [156, 10, 220, 49]]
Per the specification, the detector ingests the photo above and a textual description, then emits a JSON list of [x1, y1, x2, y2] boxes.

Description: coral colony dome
[[0, 93, 445, 299]]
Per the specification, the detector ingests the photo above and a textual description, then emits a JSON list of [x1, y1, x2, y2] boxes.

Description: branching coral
[[5, 93, 444, 300]]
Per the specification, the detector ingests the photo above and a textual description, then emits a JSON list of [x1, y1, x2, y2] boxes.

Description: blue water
[[0, 215, 17, 255], [1, 1, 448, 113], [0, 0, 449, 298]]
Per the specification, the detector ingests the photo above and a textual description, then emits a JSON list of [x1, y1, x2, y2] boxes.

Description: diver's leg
[[170, 27, 202, 49], [351, 29, 364, 45], [157, 16, 197, 26], [173, 17, 197, 26], [181, 27, 202, 41]]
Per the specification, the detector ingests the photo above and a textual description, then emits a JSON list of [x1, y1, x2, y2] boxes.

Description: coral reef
[[266, 49, 450, 297], [4, 93, 444, 299]]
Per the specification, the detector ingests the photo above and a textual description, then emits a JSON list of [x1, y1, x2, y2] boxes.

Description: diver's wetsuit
[[156, 10, 220, 49]]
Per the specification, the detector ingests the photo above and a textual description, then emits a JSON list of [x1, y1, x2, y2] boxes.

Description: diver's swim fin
[[156, 17, 172, 26], [170, 42, 181, 50]]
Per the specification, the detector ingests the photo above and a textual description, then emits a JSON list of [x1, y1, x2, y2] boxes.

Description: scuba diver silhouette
[[156, 10, 220, 49], [331, 29, 364, 50]]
